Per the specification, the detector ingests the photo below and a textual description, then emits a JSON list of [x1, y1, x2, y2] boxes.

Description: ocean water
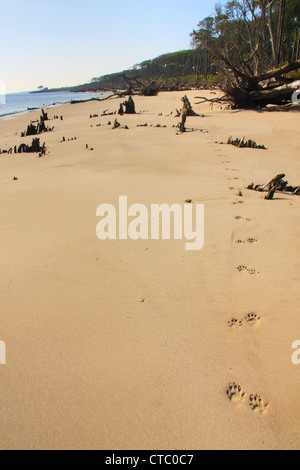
[[0, 91, 106, 118]]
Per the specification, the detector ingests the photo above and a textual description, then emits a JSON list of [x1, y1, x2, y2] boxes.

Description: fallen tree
[[120, 74, 160, 96], [193, 35, 300, 109]]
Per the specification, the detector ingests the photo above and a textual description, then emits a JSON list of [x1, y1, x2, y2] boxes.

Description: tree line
[[38, 0, 299, 95], [191, 0, 299, 77]]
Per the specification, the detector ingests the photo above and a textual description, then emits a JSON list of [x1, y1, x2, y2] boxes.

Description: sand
[[0, 91, 299, 450]]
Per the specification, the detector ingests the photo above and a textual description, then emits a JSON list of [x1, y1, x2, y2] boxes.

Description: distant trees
[[42, 0, 299, 96]]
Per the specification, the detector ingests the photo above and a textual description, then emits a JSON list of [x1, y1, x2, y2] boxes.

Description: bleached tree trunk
[[267, 1, 278, 67], [276, 0, 286, 64]]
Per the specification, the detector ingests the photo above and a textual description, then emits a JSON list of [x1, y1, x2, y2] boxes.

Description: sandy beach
[[0, 90, 299, 450]]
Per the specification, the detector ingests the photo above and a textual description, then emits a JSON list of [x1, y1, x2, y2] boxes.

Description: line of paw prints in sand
[[237, 265, 260, 275], [235, 238, 258, 245], [219, 148, 268, 415], [226, 383, 269, 413]]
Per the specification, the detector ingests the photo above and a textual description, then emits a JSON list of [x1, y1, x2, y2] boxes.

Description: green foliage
[[291, 71, 300, 79], [192, 0, 300, 75]]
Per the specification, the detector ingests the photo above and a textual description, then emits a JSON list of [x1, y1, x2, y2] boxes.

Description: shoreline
[[0, 91, 107, 121]]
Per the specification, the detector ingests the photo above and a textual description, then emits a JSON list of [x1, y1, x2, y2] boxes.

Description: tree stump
[[113, 119, 121, 129], [178, 109, 187, 133], [265, 187, 277, 200], [181, 95, 199, 116], [123, 96, 136, 114]]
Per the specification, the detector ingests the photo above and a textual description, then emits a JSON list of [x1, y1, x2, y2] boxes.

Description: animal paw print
[[228, 313, 261, 328], [245, 313, 261, 327], [248, 394, 269, 413], [235, 216, 252, 222], [237, 265, 248, 272], [236, 238, 257, 245], [227, 383, 246, 403], [228, 318, 243, 328], [227, 385, 269, 413], [237, 265, 258, 275], [247, 268, 257, 275]]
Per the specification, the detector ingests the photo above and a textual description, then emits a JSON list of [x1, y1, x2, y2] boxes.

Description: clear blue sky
[[1, 0, 222, 93]]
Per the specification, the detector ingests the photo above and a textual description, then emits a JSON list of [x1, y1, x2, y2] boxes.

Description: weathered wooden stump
[[112, 119, 121, 129], [123, 96, 136, 114], [178, 109, 187, 133]]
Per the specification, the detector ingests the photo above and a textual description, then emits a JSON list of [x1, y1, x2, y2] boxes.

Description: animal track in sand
[[237, 265, 259, 275], [227, 385, 269, 413], [248, 394, 269, 413], [245, 312, 261, 326], [228, 313, 261, 328], [235, 238, 258, 245], [235, 216, 252, 222], [226, 383, 246, 402], [228, 318, 243, 328]]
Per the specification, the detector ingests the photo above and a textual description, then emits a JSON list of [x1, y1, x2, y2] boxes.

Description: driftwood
[[70, 94, 122, 104], [265, 186, 277, 200], [112, 119, 121, 129], [247, 173, 300, 199], [227, 136, 266, 149], [112, 119, 129, 130], [70, 76, 158, 107], [263, 173, 286, 191]]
